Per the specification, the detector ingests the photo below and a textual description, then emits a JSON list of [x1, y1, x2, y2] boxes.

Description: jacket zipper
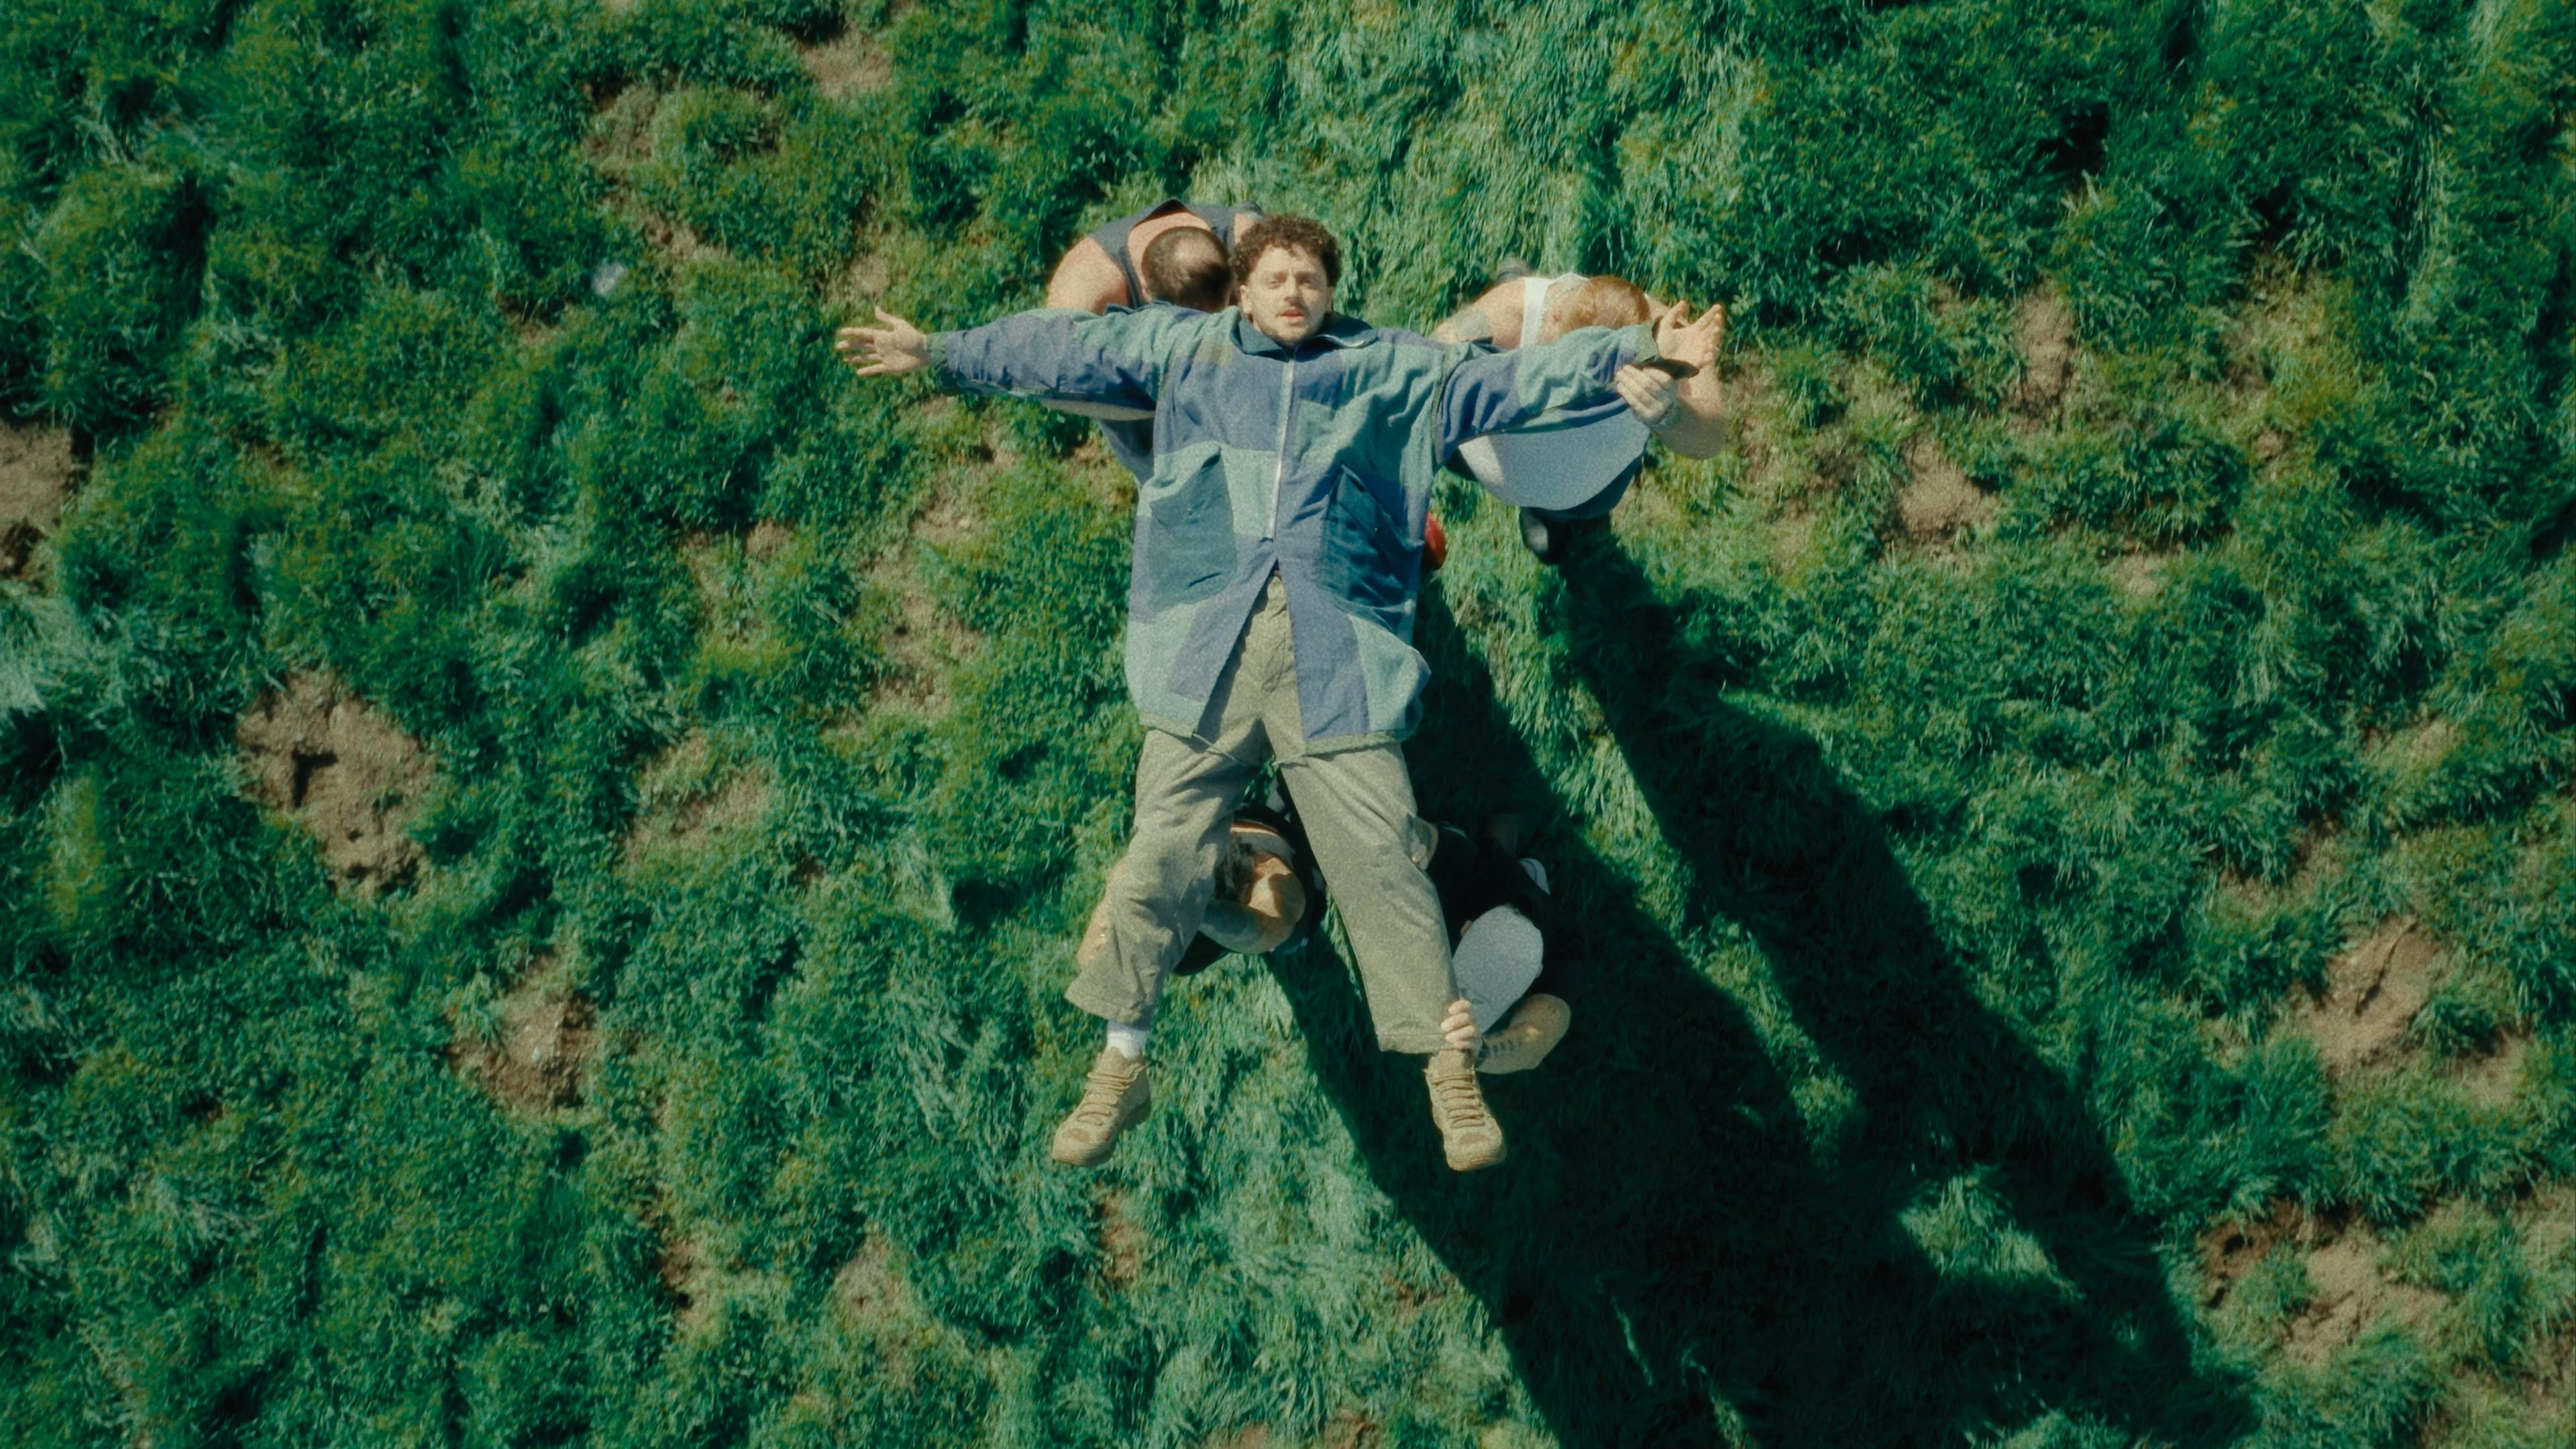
[[1265, 347, 1297, 541]]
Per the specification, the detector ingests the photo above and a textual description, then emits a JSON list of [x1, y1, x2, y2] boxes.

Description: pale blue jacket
[[929, 304, 1653, 751]]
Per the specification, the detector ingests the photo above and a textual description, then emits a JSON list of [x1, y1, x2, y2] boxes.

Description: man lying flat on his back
[[836, 215, 1694, 1173], [1039, 197, 1258, 480]]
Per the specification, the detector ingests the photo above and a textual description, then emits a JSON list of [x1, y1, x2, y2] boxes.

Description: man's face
[[1240, 244, 1334, 345]]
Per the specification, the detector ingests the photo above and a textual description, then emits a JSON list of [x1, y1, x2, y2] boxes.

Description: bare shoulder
[[1044, 237, 1129, 311], [1428, 282, 1521, 346]]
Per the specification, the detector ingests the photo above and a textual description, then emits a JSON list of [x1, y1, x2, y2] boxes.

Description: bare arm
[[1043, 237, 1131, 313], [1610, 301, 1731, 458], [1615, 368, 1731, 458], [1430, 282, 1521, 347]]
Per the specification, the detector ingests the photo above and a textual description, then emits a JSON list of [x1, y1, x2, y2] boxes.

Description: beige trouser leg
[[1067, 576, 1457, 1053]]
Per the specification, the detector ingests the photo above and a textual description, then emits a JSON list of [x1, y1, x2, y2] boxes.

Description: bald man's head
[[1140, 228, 1231, 311]]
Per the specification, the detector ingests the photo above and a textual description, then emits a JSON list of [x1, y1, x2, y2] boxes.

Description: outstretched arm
[[838, 303, 1207, 411], [1033, 239, 1147, 415], [1433, 319, 1656, 455]]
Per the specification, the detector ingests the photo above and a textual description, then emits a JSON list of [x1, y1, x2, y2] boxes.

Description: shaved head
[[1140, 228, 1231, 311]]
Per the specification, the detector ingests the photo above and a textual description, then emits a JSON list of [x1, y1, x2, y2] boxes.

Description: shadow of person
[[1263, 543, 2252, 1448]]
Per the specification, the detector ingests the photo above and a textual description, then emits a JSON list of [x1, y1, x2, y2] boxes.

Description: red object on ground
[[1425, 512, 1448, 572]]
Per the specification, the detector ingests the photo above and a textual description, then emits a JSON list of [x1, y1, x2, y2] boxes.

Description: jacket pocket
[[1144, 445, 1237, 610], [1318, 467, 1418, 618]]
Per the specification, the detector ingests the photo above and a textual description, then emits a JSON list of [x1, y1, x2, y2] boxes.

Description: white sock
[[1104, 1019, 1150, 1061]]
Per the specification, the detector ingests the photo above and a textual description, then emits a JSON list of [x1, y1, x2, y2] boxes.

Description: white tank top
[[1521, 273, 1586, 345], [1456, 273, 1594, 487]]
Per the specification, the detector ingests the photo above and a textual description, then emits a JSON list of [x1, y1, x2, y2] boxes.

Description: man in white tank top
[[1434, 268, 1731, 561]]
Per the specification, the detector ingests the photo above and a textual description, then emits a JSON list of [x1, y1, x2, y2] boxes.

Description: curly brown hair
[[1231, 214, 1342, 290]]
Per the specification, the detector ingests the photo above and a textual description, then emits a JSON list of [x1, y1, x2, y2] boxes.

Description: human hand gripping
[[834, 308, 930, 376], [1615, 299, 1728, 433], [1613, 366, 1682, 429], [1442, 998, 1480, 1055]]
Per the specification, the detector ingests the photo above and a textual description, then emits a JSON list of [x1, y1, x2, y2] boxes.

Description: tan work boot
[[1477, 994, 1571, 1075], [1425, 1049, 1507, 1171], [1050, 1049, 1151, 1167]]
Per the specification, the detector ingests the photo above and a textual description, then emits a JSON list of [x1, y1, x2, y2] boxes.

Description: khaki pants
[[1067, 576, 1456, 1053]]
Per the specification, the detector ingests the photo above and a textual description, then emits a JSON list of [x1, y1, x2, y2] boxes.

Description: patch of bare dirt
[[916, 487, 983, 545], [236, 673, 431, 896], [2107, 549, 2173, 599], [800, 32, 892, 100], [581, 85, 729, 272], [833, 1232, 917, 1324], [867, 586, 969, 714], [584, 85, 658, 163], [1715, 358, 1785, 483], [851, 248, 891, 300], [2008, 288, 2074, 418], [1323, 1408, 1383, 1449], [2526, 1328, 2576, 1417], [2393, 717, 2458, 767], [1062, 431, 1138, 513], [2200, 1198, 2304, 1310], [1767, 509, 1817, 576], [2285, 1222, 2442, 1366], [833, 1233, 920, 1385], [1892, 433, 1994, 541], [2289, 918, 2443, 1076], [0, 423, 77, 580], [1095, 1189, 1145, 1286], [657, 1231, 710, 1332], [2453, 1032, 2531, 1109], [862, 482, 987, 716], [635, 213, 723, 267], [2202, 1201, 2447, 1366], [2518, 1190, 2576, 1412], [451, 961, 596, 1111], [979, 417, 1026, 470], [1389, 1272, 1444, 1319], [624, 731, 773, 863]]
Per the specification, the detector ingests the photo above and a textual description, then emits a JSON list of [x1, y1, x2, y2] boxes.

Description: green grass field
[[3, 0, 2575, 1443]]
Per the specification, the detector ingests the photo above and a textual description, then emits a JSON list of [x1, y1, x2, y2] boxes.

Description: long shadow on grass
[[1267, 539, 2251, 1448]]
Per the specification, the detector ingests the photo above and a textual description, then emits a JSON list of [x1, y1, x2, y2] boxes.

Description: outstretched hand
[[1442, 998, 1480, 1055], [834, 308, 930, 376], [1652, 299, 1728, 372]]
